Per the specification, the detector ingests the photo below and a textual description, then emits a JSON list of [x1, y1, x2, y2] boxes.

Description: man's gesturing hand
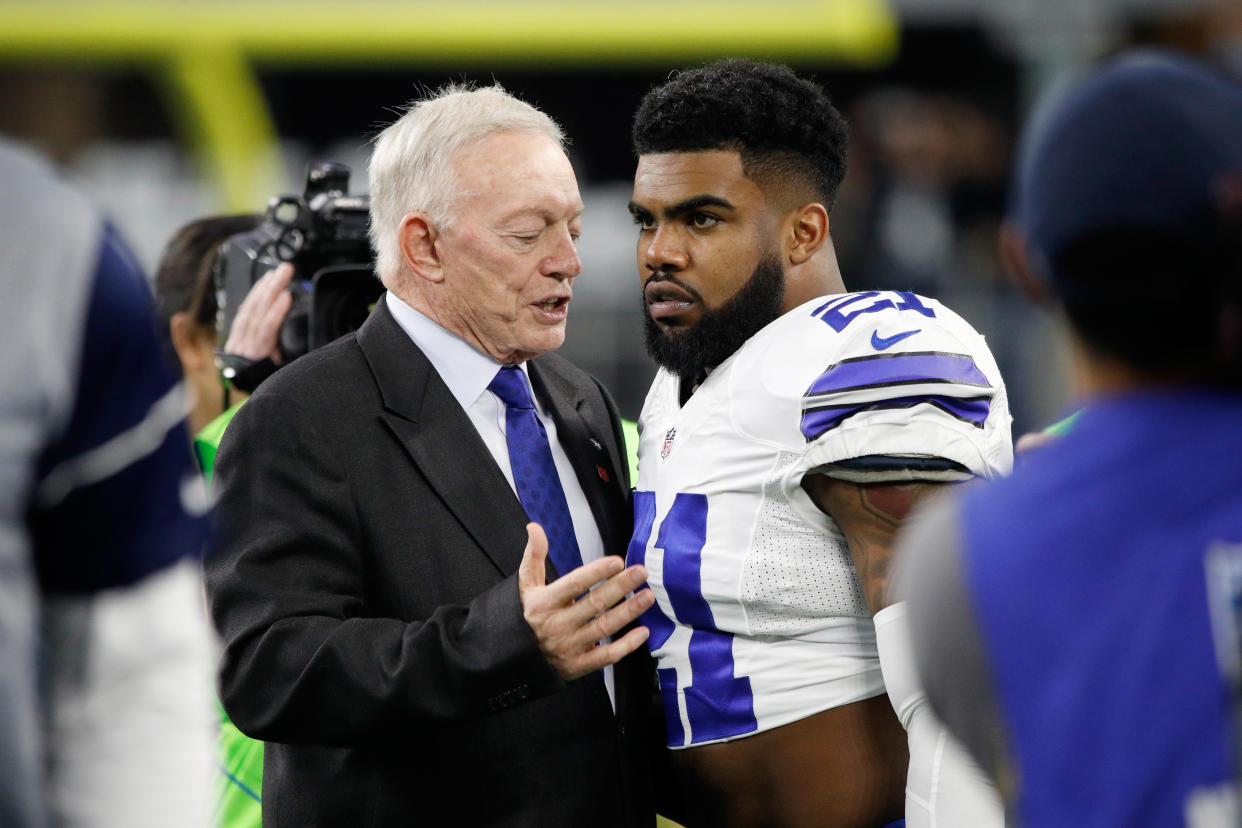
[[518, 523, 654, 682]]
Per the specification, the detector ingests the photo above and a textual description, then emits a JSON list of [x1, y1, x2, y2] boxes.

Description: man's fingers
[[270, 261, 294, 288], [265, 286, 293, 326], [227, 294, 253, 345], [543, 556, 628, 606], [252, 263, 292, 302], [561, 564, 648, 627], [226, 264, 294, 359], [570, 588, 655, 648], [258, 290, 294, 363], [517, 522, 549, 595], [573, 625, 651, 675]]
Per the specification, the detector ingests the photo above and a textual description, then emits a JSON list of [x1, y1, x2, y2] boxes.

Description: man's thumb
[[518, 522, 549, 588]]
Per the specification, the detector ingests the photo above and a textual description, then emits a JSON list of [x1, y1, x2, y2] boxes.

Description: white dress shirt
[[385, 292, 615, 705]]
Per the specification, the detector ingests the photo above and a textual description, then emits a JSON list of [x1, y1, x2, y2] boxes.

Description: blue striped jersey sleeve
[[800, 351, 994, 442]]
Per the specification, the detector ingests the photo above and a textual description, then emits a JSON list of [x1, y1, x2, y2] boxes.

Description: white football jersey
[[628, 291, 1013, 748]]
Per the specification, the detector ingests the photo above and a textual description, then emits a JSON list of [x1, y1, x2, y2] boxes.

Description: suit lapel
[[528, 358, 625, 561], [529, 357, 630, 712], [357, 299, 528, 577]]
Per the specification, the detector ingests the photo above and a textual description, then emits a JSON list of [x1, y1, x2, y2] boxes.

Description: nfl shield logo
[[660, 427, 676, 460]]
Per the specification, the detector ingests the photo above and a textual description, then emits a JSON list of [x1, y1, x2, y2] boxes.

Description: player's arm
[[802, 456, 966, 614]]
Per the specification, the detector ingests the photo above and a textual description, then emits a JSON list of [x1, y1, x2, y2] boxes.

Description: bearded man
[[625, 59, 1012, 828]]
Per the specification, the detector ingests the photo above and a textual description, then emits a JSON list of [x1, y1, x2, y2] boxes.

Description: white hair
[[368, 83, 565, 285]]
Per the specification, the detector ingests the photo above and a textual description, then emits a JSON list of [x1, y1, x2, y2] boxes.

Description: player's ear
[[999, 220, 1053, 305], [787, 202, 830, 265], [398, 212, 444, 284]]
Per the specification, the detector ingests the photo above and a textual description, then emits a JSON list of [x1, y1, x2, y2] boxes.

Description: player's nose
[[642, 226, 688, 272]]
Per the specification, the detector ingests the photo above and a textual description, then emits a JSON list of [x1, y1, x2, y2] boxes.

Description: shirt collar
[[384, 291, 531, 412]]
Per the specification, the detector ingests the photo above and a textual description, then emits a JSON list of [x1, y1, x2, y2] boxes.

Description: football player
[[625, 59, 1012, 827]]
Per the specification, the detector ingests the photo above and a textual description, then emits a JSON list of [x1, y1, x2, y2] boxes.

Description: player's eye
[[631, 213, 655, 231], [689, 212, 720, 230]]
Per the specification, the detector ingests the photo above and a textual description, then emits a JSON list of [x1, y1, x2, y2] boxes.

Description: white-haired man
[[205, 84, 658, 827]]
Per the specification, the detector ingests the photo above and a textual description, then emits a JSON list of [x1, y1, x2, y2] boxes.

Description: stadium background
[[1, 0, 1239, 436]]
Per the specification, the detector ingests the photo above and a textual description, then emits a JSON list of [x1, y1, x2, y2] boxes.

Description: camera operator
[[213, 160, 380, 385], [154, 217, 297, 480], [154, 215, 305, 828], [155, 165, 382, 828]]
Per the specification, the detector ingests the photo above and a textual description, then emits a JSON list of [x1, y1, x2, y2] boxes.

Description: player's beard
[[642, 252, 785, 381]]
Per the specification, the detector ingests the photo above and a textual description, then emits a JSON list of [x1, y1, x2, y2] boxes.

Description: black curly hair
[[632, 59, 849, 209]]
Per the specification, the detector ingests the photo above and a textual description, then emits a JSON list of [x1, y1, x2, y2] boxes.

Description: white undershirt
[[385, 292, 614, 706]]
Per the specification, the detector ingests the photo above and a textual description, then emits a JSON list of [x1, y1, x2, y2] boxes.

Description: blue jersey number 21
[[628, 491, 757, 746]]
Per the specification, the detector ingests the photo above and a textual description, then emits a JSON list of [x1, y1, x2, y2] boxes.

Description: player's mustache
[[643, 271, 705, 305]]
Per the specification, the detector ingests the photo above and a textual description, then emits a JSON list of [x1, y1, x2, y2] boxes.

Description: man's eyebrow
[[628, 194, 735, 220], [495, 204, 585, 224]]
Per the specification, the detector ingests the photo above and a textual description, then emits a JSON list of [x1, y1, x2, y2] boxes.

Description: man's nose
[[541, 227, 582, 280], [642, 226, 688, 272]]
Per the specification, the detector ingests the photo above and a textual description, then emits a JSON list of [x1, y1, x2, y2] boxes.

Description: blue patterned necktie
[[488, 366, 583, 578]]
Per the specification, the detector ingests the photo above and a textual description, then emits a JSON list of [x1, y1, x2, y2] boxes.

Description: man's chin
[[651, 320, 692, 341], [495, 330, 565, 364], [640, 253, 785, 379], [643, 315, 703, 377]]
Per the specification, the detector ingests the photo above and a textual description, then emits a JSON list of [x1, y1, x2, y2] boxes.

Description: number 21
[[628, 491, 756, 745]]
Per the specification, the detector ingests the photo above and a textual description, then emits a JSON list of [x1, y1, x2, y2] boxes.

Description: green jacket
[[195, 403, 263, 828]]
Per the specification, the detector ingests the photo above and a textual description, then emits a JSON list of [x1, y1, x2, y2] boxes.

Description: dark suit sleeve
[[204, 387, 564, 748]]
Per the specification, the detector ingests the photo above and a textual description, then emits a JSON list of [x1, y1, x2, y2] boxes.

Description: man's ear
[[398, 212, 444, 283], [787, 202, 830, 265], [999, 220, 1053, 305], [169, 311, 211, 371]]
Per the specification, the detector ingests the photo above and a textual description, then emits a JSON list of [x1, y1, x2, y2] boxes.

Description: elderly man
[[205, 84, 657, 827]]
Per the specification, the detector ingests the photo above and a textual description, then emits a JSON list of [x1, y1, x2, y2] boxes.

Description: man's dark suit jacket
[[205, 298, 656, 827]]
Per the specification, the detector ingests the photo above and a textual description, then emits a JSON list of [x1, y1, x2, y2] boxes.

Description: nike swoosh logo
[[870, 328, 921, 350]]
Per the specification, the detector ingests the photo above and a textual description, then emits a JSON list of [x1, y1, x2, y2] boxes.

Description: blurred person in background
[[840, 88, 1010, 304], [153, 214, 291, 479], [205, 83, 658, 827], [0, 136, 214, 827], [153, 214, 300, 827], [625, 59, 1010, 828], [896, 50, 1242, 827]]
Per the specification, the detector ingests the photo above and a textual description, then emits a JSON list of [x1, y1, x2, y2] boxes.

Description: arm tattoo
[[802, 476, 938, 614]]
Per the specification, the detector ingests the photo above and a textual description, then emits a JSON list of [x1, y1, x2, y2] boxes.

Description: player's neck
[[679, 368, 709, 406], [781, 240, 847, 313]]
